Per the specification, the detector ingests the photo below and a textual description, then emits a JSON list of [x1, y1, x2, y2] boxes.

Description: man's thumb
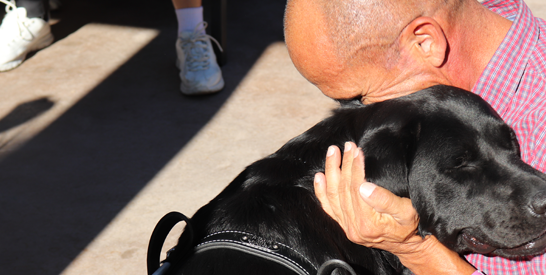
[[359, 182, 399, 214]]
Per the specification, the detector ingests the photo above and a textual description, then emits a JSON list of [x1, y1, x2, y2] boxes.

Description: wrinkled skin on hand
[[314, 142, 421, 254], [313, 142, 476, 275]]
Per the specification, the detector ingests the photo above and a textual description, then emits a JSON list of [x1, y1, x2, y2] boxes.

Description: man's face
[[284, 0, 397, 101], [285, 0, 361, 100]]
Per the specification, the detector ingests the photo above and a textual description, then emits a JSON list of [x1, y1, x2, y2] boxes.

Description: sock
[[175, 6, 204, 34]]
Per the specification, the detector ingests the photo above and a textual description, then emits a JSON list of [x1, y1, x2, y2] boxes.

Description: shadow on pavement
[[0, 0, 287, 273], [0, 97, 55, 133]]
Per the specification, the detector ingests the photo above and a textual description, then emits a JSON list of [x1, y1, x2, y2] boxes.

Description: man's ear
[[399, 17, 448, 68]]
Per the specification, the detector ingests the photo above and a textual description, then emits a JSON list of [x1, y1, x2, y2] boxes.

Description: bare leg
[[172, 0, 202, 9]]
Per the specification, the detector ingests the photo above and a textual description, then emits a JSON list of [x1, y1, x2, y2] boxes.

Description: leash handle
[[151, 262, 170, 275], [147, 212, 194, 275], [317, 259, 357, 275]]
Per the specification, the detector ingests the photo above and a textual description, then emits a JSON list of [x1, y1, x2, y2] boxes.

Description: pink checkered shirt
[[466, 0, 546, 274]]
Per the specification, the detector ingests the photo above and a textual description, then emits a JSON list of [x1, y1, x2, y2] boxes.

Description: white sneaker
[[176, 22, 224, 95], [0, 1, 54, 72]]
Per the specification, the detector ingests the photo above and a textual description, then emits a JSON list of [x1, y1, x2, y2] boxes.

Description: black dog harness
[[195, 230, 317, 275], [147, 212, 357, 275]]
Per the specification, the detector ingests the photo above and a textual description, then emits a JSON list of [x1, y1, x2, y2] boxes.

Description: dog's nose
[[530, 191, 546, 215]]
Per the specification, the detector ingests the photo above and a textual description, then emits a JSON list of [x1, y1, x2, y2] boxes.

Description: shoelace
[[0, 0, 16, 12], [180, 22, 223, 72], [0, 0, 36, 42]]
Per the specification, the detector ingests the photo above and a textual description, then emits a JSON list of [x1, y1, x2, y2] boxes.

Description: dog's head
[[358, 85, 546, 258]]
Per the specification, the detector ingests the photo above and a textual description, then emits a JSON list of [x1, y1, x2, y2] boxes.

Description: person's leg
[[172, 0, 201, 9], [0, 0, 54, 72], [172, 0, 224, 95], [173, 0, 203, 34]]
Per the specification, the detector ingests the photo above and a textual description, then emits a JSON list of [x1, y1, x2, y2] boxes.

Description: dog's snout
[[530, 191, 546, 215]]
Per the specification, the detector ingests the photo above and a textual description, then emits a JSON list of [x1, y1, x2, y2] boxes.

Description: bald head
[[287, 0, 463, 66], [284, 0, 352, 97], [284, 0, 467, 99], [320, 0, 404, 67]]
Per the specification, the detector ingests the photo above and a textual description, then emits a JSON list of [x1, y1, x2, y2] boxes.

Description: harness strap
[[195, 231, 317, 275], [147, 212, 357, 275], [317, 259, 357, 275]]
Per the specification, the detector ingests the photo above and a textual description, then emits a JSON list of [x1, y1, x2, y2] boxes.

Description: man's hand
[[314, 142, 477, 275], [314, 142, 422, 254]]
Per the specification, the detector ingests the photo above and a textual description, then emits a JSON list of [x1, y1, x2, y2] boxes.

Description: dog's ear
[[360, 119, 421, 198], [360, 118, 431, 238]]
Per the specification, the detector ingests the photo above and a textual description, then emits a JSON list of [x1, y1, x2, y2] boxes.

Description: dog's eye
[[454, 157, 466, 168], [452, 151, 475, 169], [451, 153, 479, 171]]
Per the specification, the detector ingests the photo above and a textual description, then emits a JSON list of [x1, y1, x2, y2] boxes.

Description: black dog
[[152, 85, 546, 275]]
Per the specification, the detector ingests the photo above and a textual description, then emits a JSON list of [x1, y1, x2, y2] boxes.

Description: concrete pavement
[[0, 1, 335, 274], [0, 1, 545, 274]]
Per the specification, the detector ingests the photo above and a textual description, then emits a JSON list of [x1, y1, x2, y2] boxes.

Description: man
[[284, 0, 546, 274]]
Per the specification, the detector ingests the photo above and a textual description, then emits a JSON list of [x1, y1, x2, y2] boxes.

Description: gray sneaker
[[176, 22, 224, 95]]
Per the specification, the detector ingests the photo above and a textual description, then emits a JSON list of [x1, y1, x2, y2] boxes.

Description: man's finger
[[339, 142, 357, 215], [314, 172, 337, 221], [350, 148, 366, 197], [340, 142, 356, 186], [350, 147, 375, 215], [322, 145, 344, 220], [324, 145, 341, 197]]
